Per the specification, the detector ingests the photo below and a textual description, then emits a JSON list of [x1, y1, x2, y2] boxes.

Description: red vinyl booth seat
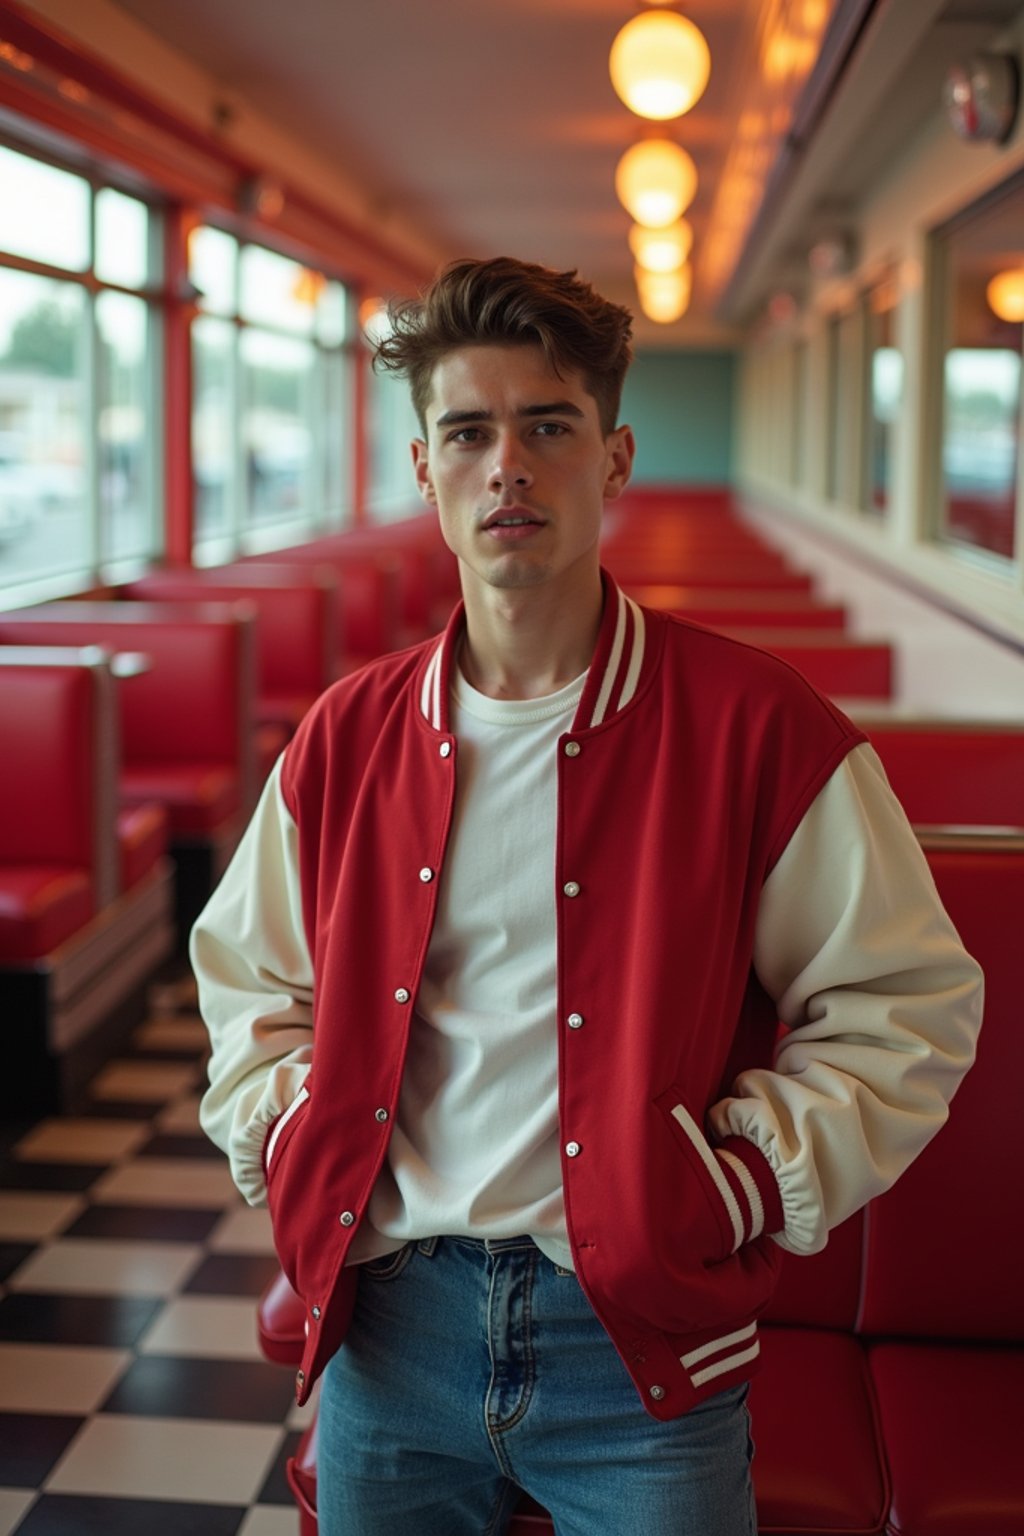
[[117, 803, 170, 893], [854, 718, 1024, 828], [0, 867, 94, 963], [719, 629, 894, 700]]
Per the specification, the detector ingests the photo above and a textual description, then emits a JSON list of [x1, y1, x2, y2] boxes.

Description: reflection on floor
[[0, 969, 305, 1536]]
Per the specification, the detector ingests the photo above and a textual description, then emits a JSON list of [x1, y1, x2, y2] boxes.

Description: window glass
[[0, 145, 90, 271], [240, 328, 314, 526], [96, 188, 151, 289], [318, 281, 349, 346], [322, 350, 348, 521], [936, 183, 1021, 561], [0, 269, 88, 582], [866, 286, 903, 517], [96, 290, 151, 562], [189, 226, 237, 316], [239, 245, 315, 334], [193, 315, 236, 542]]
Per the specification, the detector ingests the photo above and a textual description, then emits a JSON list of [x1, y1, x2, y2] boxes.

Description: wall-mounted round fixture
[[629, 219, 693, 273], [238, 174, 286, 220], [635, 264, 692, 323], [609, 8, 711, 120], [943, 53, 1020, 143], [615, 139, 697, 227], [986, 268, 1024, 323]]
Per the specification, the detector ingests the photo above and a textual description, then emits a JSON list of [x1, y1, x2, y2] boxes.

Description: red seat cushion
[[257, 1270, 305, 1364], [117, 803, 169, 891], [258, 692, 319, 735], [0, 866, 94, 961], [119, 765, 240, 838], [870, 1343, 1024, 1536], [749, 1327, 888, 1535]]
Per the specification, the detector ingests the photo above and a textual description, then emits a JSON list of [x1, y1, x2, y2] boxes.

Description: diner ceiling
[[103, 0, 1024, 340]]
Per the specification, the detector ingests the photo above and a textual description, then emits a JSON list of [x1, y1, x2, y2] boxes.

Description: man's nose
[[488, 436, 532, 493]]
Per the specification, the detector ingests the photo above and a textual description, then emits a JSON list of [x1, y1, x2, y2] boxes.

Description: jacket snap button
[[565, 1141, 581, 1157], [374, 1107, 389, 1123], [649, 1384, 666, 1401], [564, 740, 581, 757], [439, 741, 452, 758], [311, 1305, 321, 1320], [418, 867, 434, 882], [296, 1369, 305, 1386], [394, 987, 411, 1003], [563, 881, 580, 898], [567, 1013, 584, 1029], [340, 1210, 355, 1226]]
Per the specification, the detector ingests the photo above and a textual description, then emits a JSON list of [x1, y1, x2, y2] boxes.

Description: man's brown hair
[[373, 256, 634, 437]]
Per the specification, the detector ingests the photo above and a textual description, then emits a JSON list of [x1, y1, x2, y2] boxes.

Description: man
[[193, 257, 982, 1536]]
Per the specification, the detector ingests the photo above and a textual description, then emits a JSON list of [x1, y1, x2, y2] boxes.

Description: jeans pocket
[[361, 1243, 414, 1283]]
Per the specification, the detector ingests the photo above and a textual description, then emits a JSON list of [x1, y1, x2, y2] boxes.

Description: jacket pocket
[[264, 1084, 311, 1184], [654, 1084, 745, 1264]]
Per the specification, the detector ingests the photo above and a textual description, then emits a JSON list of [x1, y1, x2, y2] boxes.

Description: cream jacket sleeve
[[191, 757, 313, 1206], [708, 740, 983, 1255]]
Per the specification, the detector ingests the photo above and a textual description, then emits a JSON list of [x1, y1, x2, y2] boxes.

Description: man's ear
[[603, 424, 636, 502], [411, 439, 436, 506]]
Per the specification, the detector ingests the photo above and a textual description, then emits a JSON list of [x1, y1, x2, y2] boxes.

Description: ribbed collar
[[417, 571, 652, 734]]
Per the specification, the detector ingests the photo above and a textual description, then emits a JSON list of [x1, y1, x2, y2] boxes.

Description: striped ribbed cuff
[[714, 1136, 785, 1245]]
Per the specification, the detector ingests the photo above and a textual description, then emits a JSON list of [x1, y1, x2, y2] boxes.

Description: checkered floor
[[0, 968, 306, 1536]]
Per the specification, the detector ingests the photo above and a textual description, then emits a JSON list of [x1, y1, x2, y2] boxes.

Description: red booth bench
[[255, 826, 1020, 1536], [854, 715, 1024, 827], [0, 602, 256, 943], [0, 648, 175, 1114]]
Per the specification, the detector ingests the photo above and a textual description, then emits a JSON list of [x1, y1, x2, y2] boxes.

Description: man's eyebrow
[[433, 401, 585, 427]]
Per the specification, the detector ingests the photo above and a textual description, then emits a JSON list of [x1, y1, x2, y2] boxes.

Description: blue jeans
[[318, 1235, 758, 1535]]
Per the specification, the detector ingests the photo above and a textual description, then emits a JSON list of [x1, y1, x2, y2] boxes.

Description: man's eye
[[534, 422, 568, 437], [450, 427, 483, 443]]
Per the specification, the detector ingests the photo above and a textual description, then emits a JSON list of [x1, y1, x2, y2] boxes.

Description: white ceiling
[[104, 0, 1023, 339]]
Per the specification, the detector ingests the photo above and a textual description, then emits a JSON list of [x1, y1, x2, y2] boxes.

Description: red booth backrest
[[0, 661, 102, 869], [125, 571, 338, 695], [0, 605, 252, 766], [858, 720, 1024, 827], [857, 834, 1023, 1341]]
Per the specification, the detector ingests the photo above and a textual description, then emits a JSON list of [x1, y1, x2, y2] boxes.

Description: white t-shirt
[[355, 664, 584, 1269]]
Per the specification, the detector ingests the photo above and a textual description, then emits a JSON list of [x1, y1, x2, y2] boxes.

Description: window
[[864, 277, 902, 518], [825, 306, 863, 508], [0, 143, 159, 597], [189, 227, 353, 560], [933, 178, 1022, 563], [364, 301, 421, 520]]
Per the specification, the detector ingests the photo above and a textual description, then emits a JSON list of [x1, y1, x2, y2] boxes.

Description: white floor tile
[[14, 1119, 150, 1164], [156, 1095, 203, 1134], [46, 1414, 283, 1504], [0, 1192, 84, 1242], [0, 1489, 36, 1536], [0, 1344, 130, 1413], [208, 1205, 277, 1253], [90, 1158, 239, 1208], [89, 1060, 200, 1103], [286, 1376, 319, 1431], [9, 1238, 200, 1296], [139, 1296, 263, 1359], [237, 1506, 302, 1536]]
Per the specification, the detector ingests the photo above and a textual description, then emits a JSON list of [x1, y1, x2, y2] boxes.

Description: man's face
[[412, 344, 634, 600]]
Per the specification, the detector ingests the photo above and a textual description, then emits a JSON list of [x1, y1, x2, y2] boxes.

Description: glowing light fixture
[[609, 8, 711, 120], [636, 264, 692, 323], [615, 139, 697, 228], [986, 268, 1024, 323], [629, 218, 693, 273]]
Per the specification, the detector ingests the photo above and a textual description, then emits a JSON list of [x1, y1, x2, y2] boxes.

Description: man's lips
[[481, 507, 545, 530]]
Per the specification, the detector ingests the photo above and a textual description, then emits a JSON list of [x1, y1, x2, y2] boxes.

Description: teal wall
[[620, 349, 735, 485]]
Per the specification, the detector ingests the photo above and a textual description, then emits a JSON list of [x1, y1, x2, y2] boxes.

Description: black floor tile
[[63, 1203, 222, 1243], [14, 1494, 245, 1535], [0, 1241, 34, 1284], [255, 1427, 303, 1505], [101, 1355, 296, 1423], [75, 1100, 164, 1121], [0, 1291, 162, 1347], [136, 1134, 223, 1161], [0, 1413, 84, 1487], [184, 1252, 282, 1297], [0, 1161, 103, 1192]]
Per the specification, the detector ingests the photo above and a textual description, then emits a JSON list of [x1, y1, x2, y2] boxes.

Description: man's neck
[[458, 567, 603, 701]]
